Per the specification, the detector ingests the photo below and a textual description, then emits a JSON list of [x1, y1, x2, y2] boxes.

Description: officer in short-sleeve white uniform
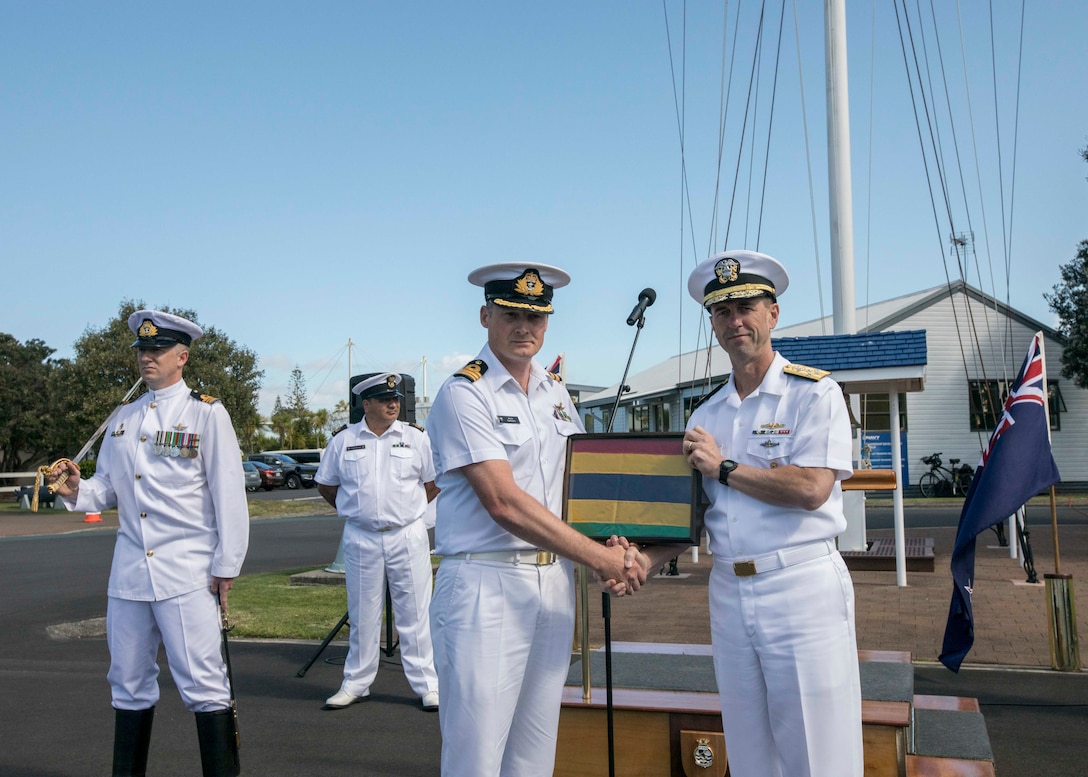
[[315, 372, 440, 713], [53, 309, 248, 777], [427, 264, 644, 777], [620, 252, 864, 777]]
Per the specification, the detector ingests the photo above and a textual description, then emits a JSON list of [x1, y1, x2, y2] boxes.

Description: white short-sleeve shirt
[[315, 418, 435, 531], [428, 344, 584, 555], [689, 352, 853, 559]]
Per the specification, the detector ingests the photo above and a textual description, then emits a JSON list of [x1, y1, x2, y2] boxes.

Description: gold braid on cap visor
[[491, 297, 555, 314], [703, 282, 776, 307]]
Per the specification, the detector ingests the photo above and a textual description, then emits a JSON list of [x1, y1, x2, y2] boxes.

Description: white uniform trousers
[[107, 589, 230, 713], [340, 519, 438, 698], [431, 557, 575, 777], [708, 550, 864, 777]]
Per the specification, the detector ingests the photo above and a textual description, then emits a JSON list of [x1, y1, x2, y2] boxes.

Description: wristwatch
[[718, 459, 738, 485]]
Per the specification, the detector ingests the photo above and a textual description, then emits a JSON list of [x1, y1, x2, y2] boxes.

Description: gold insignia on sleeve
[[455, 359, 488, 382], [783, 363, 830, 381], [138, 320, 159, 338], [513, 270, 544, 298]]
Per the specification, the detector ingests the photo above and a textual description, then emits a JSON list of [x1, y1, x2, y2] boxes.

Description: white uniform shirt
[[68, 379, 249, 601], [315, 418, 435, 530], [429, 344, 585, 555], [689, 352, 853, 559]]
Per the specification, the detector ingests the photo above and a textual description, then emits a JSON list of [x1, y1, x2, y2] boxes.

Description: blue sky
[[4, 2, 1086, 416]]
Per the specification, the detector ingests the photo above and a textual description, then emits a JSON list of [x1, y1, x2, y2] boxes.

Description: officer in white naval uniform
[[52, 309, 248, 777], [612, 251, 864, 777], [315, 372, 440, 713], [427, 263, 647, 777]]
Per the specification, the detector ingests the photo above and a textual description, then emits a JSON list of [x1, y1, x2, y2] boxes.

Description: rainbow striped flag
[[563, 433, 702, 544]]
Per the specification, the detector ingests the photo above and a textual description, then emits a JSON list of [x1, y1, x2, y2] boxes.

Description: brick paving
[[580, 523, 1088, 670]]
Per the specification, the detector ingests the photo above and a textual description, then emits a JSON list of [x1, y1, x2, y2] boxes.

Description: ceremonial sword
[[32, 376, 144, 511]]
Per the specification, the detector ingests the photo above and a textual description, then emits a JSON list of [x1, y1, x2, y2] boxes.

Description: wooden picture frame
[[563, 432, 705, 545]]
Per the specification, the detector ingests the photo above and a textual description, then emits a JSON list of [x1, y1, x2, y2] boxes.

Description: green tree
[[1046, 239, 1088, 388], [61, 300, 264, 457], [1044, 144, 1088, 388], [0, 334, 65, 470], [269, 396, 292, 448]]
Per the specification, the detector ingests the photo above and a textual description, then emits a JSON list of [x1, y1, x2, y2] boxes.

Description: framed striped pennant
[[563, 432, 705, 545]]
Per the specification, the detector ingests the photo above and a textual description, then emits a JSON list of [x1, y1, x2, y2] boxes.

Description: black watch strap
[[718, 459, 738, 485]]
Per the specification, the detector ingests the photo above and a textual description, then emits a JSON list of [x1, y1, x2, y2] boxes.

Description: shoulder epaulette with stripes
[[455, 359, 488, 382]]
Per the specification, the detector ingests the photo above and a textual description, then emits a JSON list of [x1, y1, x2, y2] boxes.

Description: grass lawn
[[228, 569, 348, 641]]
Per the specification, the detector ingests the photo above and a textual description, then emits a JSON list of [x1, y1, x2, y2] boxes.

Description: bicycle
[[918, 452, 974, 497]]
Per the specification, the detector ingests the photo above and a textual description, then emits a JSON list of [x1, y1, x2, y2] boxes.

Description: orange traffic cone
[[84, 512, 102, 523]]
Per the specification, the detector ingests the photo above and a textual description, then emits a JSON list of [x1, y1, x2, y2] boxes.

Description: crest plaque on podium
[[563, 432, 705, 545]]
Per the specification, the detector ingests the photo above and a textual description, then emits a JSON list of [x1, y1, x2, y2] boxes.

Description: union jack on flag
[[981, 336, 1048, 466], [940, 332, 1060, 672]]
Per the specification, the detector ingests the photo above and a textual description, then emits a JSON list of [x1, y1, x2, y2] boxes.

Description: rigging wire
[[754, 0, 787, 247]]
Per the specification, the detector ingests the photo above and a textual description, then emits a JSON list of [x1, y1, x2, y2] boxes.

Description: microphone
[[626, 288, 657, 326]]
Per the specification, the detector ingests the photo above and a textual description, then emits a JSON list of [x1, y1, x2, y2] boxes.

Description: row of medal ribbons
[[154, 430, 201, 458]]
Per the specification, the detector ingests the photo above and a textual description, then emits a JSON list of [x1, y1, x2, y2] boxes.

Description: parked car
[[247, 452, 317, 490], [264, 448, 323, 464], [247, 459, 285, 491], [241, 461, 263, 492]]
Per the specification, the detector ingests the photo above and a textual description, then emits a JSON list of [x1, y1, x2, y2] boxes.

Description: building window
[[969, 379, 1064, 431], [630, 406, 650, 432], [584, 414, 596, 433], [652, 402, 670, 432]]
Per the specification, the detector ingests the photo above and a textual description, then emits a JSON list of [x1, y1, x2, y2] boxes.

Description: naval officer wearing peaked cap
[[612, 250, 864, 776], [314, 371, 441, 713], [426, 264, 646, 777], [51, 309, 249, 777]]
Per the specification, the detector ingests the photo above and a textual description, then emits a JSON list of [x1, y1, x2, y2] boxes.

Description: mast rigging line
[[892, 0, 1029, 443], [662, 0, 790, 402]]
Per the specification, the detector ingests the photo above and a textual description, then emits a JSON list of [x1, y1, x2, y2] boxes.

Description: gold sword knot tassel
[[32, 458, 73, 513]]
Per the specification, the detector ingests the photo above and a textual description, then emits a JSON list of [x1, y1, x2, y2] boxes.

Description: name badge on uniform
[[497, 416, 520, 424], [346, 444, 366, 451]]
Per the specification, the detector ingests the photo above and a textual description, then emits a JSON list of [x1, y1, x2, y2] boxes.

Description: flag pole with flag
[[548, 353, 564, 381], [939, 331, 1061, 672]]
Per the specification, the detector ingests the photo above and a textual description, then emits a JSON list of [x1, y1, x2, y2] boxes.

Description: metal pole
[[890, 392, 907, 586], [825, 0, 856, 336]]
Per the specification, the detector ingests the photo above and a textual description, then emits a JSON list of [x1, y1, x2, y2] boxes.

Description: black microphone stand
[[599, 306, 647, 777], [606, 313, 645, 433]]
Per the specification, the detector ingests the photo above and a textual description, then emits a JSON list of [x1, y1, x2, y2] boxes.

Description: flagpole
[[1037, 333, 1062, 574], [1036, 332, 1080, 670]]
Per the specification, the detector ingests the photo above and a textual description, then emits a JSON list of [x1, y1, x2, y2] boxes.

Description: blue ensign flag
[[939, 332, 1061, 672]]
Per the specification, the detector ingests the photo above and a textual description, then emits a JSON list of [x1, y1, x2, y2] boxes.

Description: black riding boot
[[112, 706, 154, 777], [194, 709, 240, 776]]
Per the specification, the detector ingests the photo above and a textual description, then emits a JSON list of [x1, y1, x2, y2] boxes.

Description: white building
[[577, 281, 1085, 492]]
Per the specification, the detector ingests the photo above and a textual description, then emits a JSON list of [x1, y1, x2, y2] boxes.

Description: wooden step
[[906, 754, 996, 777]]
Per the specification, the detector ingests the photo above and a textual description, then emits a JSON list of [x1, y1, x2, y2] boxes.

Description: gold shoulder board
[[546, 370, 562, 382], [409, 422, 425, 432], [190, 389, 220, 404], [783, 363, 830, 381], [331, 423, 348, 437], [455, 359, 488, 382]]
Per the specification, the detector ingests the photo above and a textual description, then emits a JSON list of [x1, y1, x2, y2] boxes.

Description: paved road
[[3, 515, 1087, 775]]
